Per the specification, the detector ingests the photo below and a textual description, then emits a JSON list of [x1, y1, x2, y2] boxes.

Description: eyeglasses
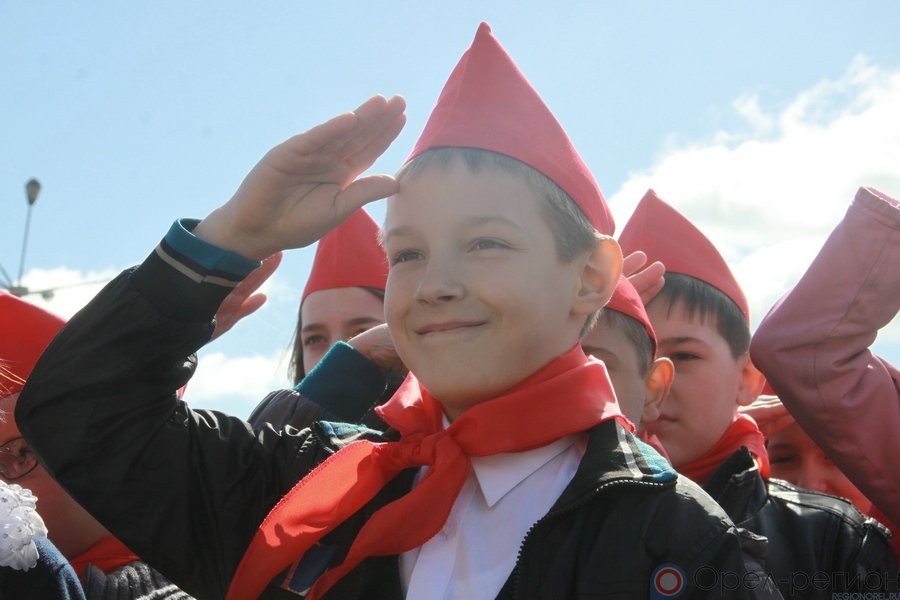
[[0, 437, 38, 480]]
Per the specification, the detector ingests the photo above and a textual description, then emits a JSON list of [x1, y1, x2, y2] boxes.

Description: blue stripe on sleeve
[[165, 219, 261, 277]]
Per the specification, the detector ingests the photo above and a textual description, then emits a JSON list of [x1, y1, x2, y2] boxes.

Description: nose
[[414, 256, 464, 304]]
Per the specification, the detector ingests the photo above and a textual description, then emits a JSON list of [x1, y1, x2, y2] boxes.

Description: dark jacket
[[704, 447, 898, 598], [19, 242, 755, 599]]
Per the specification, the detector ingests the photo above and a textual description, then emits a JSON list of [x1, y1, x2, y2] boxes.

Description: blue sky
[[3, 2, 899, 414]]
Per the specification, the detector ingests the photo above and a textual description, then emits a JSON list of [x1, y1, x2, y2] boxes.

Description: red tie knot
[[380, 431, 448, 471]]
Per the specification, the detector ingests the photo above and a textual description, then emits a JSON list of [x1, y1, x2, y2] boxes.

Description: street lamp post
[[16, 178, 41, 288]]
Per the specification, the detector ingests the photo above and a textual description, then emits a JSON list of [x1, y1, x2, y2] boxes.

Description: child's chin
[[426, 382, 499, 414]]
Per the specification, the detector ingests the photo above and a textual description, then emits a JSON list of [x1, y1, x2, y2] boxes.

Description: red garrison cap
[[606, 275, 657, 356], [0, 291, 66, 396], [301, 209, 388, 303], [618, 189, 749, 320], [406, 22, 614, 235]]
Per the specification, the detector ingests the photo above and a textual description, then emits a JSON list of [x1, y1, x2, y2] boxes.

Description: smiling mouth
[[415, 322, 486, 336]]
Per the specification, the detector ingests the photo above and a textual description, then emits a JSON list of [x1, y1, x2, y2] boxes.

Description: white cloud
[[13, 267, 119, 319], [7, 266, 297, 417], [184, 350, 293, 416], [609, 56, 900, 359]]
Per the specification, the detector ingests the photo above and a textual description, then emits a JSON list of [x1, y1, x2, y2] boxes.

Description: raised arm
[[16, 96, 407, 599], [750, 186, 900, 524]]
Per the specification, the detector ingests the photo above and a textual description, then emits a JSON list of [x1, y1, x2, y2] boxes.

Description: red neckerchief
[[70, 535, 140, 579], [679, 413, 770, 485], [227, 345, 627, 600]]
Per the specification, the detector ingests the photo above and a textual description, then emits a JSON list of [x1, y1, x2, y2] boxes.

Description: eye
[[769, 454, 797, 467], [470, 238, 509, 251], [0, 438, 38, 480], [14, 445, 33, 466], [390, 249, 423, 265], [668, 352, 699, 363], [303, 335, 328, 347]]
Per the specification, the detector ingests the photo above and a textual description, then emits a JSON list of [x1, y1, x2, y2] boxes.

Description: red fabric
[[227, 346, 628, 600], [606, 275, 657, 355], [0, 291, 65, 396], [301, 209, 388, 303], [406, 22, 614, 235], [618, 189, 749, 320], [70, 535, 140, 579], [679, 414, 770, 485]]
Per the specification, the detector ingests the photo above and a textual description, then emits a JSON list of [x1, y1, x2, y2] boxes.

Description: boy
[[620, 188, 898, 597], [19, 25, 749, 599], [580, 275, 672, 431]]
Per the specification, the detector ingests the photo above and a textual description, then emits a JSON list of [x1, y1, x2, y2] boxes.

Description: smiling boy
[[19, 25, 750, 599]]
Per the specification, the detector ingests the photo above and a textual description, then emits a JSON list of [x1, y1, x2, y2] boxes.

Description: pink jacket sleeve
[[750, 186, 900, 525]]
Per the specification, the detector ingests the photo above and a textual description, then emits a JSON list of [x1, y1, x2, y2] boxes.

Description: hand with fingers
[[348, 323, 407, 377], [623, 250, 665, 305], [211, 252, 283, 341], [194, 95, 407, 260], [739, 395, 794, 440]]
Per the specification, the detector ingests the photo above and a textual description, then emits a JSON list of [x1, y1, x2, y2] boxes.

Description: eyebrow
[[382, 215, 523, 244], [581, 344, 612, 356], [658, 336, 707, 346], [766, 443, 795, 453], [300, 316, 383, 334]]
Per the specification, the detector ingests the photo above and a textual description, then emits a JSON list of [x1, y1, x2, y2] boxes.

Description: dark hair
[[594, 309, 654, 376], [649, 273, 750, 358], [288, 286, 386, 386], [397, 147, 600, 263]]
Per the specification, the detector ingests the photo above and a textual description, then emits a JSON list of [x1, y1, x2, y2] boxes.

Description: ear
[[572, 236, 623, 317], [735, 353, 766, 407], [640, 357, 673, 426]]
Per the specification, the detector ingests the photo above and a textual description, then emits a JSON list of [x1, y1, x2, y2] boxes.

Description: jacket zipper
[[510, 477, 674, 599]]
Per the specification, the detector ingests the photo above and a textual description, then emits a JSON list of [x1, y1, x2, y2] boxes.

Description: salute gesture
[[195, 95, 406, 260]]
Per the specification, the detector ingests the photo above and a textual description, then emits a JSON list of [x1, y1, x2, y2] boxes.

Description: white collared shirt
[[399, 432, 587, 600]]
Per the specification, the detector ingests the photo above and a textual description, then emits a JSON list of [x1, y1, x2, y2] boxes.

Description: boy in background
[[580, 275, 672, 436], [620, 188, 898, 597], [19, 25, 749, 599]]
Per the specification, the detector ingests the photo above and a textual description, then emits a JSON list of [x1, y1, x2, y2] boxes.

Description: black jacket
[[704, 447, 898, 598], [19, 243, 756, 599]]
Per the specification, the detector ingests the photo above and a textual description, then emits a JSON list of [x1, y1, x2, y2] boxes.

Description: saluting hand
[[623, 250, 666, 305], [195, 95, 406, 260]]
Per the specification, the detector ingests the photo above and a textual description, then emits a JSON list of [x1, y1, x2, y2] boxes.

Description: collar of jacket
[[548, 420, 678, 511], [702, 447, 768, 524]]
